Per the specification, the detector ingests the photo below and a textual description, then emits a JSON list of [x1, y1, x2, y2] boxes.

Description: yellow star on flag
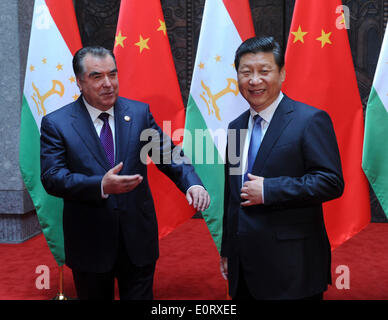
[[56, 63, 63, 71], [69, 76, 76, 83], [29, 65, 35, 72], [73, 93, 79, 101], [215, 55, 221, 62], [291, 25, 308, 43], [42, 58, 47, 64], [115, 30, 127, 48], [157, 19, 166, 36], [316, 29, 332, 48], [198, 62, 205, 69], [135, 35, 150, 53]]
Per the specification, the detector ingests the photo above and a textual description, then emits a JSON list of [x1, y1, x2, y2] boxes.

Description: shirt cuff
[[262, 179, 265, 204], [101, 180, 109, 199], [186, 184, 205, 194]]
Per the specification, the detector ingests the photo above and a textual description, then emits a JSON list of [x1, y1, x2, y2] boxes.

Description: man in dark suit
[[220, 36, 344, 300], [40, 46, 210, 300]]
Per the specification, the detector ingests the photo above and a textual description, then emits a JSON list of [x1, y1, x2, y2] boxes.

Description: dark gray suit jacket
[[221, 95, 344, 299], [40, 96, 202, 272]]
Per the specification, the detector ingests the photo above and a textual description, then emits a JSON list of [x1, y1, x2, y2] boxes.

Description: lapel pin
[[124, 115, 131, 122]]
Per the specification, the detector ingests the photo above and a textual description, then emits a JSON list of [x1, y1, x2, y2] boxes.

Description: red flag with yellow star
[[283, 0, 370, 249], [114, 0, 195, 238]]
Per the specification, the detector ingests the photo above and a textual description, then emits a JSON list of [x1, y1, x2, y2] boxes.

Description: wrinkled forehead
[[81, 53, 117, 76]]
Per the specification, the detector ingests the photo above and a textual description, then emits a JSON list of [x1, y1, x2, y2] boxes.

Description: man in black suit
[[220, 36, 344, 300], [40, 46, 210, 300]]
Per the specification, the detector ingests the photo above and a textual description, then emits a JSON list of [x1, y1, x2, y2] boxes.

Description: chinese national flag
[[114, 0, 195, 238], [283, 0, 370, 249]]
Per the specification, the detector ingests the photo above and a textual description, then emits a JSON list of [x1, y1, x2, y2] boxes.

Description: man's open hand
[[102, 162, 143, 194]]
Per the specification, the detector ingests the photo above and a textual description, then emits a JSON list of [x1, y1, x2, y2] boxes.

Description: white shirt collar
[[82, 96, 114, 122], [249, 91, 284, 123]]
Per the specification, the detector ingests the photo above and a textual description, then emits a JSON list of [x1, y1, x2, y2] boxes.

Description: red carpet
[[0, 219, 387, 300]]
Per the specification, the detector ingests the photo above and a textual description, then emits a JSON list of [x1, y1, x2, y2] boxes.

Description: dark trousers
[[72, 233, 156, 300], [232, 268, 323, 301]]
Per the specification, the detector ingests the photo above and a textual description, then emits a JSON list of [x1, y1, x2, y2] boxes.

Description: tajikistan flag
[[19, 0, 81, 265], [362, 26, 388, 218], [183, 0, 255, 252]]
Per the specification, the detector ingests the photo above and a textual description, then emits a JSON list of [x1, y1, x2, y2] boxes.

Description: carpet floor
[[0, 219, 387, 300]]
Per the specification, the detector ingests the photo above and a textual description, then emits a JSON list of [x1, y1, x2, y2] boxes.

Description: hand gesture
[[186, 186, 211, 211], [102, 162, 143, 194], [240, 173, 264, 206]]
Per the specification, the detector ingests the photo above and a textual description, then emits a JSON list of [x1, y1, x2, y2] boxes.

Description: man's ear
[[280, 67, 286, 83], [76, 77, 82, 92]]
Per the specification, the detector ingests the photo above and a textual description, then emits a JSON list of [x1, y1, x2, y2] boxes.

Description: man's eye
[[240, 70, 250, 76]]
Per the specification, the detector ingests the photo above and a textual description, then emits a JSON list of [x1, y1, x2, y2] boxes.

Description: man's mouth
[[249, 89, 265, 95]]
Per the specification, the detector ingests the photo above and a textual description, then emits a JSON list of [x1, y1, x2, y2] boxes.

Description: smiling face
[[76, 53, 119, 111], [237, 51, 285, 113]]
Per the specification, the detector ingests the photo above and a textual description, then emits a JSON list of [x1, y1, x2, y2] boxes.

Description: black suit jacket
[[40, 96, 202, 272], [221, 95, 344, 299]]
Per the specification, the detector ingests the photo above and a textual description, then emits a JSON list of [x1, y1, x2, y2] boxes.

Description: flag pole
[[52, 266, 68, 300], [226, 281, 231, 300]]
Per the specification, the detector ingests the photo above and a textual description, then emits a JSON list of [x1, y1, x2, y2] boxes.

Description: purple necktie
[[98, 112, 114, 168]]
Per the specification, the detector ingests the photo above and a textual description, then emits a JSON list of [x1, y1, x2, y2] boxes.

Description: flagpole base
[[51, 293, 69, 300], [50, 265, 72, 300]]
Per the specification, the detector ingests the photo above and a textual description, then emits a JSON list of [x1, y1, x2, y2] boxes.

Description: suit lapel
[[114, 98, 133, 165], [253, 95, 294, 175], [71, 97, 111, 171]]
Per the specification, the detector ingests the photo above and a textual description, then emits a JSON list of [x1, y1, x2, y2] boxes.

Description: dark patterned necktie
[[244, 115, 263, 181], [98, 112, 114, 168]]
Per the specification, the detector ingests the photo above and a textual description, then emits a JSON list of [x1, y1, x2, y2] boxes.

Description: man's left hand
[[186, 186, 210, 212], [241, 173, 264, 206]]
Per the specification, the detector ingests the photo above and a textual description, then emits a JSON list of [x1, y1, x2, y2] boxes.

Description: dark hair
[[73, 46, 117, 78], [234, 36, 284, 71]]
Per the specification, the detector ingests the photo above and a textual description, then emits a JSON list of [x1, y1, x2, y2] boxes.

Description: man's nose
[[102, 75, 112, 87], [249, 73, 263, 85]]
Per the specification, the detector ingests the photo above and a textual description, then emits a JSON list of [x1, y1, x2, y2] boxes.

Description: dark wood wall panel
[[74, 0, 120, 49], [74, 0, 387, 222]]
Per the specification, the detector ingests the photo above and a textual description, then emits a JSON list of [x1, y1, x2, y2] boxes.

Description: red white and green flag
[[362, 26, 388, 218], [19, 0, 82, 265], [183, 0, 255, 252]]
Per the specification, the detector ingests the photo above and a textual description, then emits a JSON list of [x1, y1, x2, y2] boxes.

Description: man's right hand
[[102, 162, 143, 195], [220, 257, 228, 280]]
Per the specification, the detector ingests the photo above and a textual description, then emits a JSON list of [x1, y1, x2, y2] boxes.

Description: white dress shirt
[[83, 96, 116, 151]]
